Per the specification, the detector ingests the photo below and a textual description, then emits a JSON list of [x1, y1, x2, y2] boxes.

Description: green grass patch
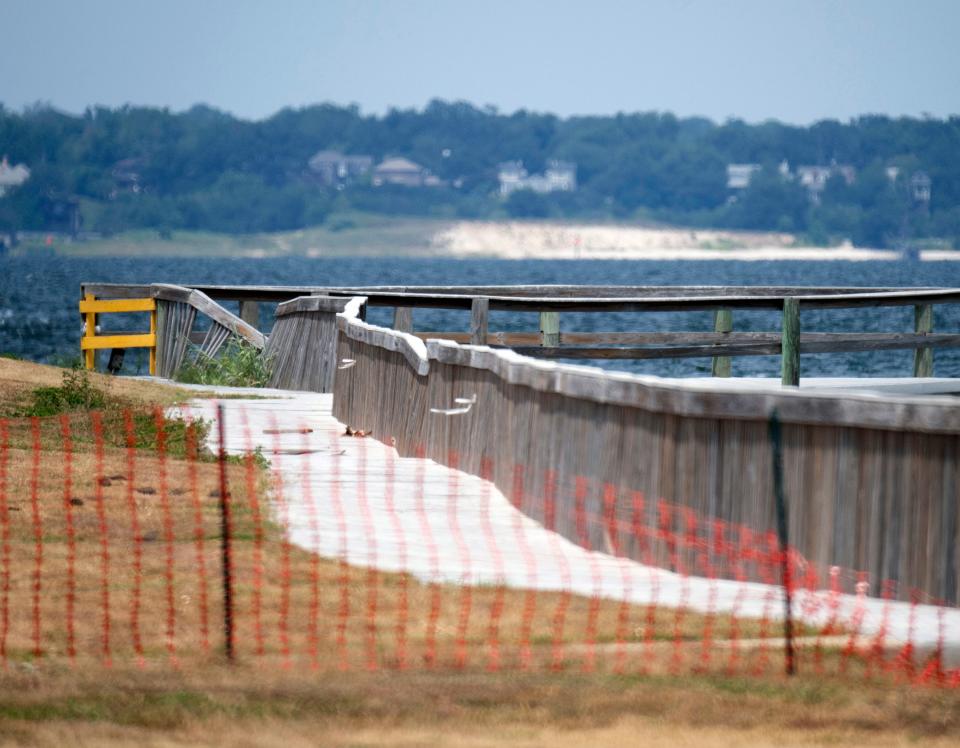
[[175, 340, 273, 388], [17, 367, 107, 417]]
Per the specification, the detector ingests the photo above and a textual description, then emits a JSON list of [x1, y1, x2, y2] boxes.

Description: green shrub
[[175, 339, 273, 388], [19, 366, 107, 417]]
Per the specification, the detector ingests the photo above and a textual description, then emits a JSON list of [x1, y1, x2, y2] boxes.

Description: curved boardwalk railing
[[332, 296, 960, 605]]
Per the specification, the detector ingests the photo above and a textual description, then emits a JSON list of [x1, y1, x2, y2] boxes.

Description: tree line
[[1, 99, 959, 247]]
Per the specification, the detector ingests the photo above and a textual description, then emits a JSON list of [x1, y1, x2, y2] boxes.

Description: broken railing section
[[152, 284, 266, 379], [79, 283, 267, 379]]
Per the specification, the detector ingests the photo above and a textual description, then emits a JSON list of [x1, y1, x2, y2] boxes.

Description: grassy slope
[[12, 213, 808, 259], [0, 357, 192, 416], [14, 215, 452, 258], [0, 360, 958, 746]]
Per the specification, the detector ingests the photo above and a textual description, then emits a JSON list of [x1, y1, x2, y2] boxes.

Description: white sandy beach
[[431, 220, 953, 261]]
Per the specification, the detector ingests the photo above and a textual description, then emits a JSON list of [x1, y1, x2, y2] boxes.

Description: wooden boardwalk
[[175, 388, 960, 660]]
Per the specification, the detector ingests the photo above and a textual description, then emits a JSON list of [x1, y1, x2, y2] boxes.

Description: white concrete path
[[174, 389, 960, 662]]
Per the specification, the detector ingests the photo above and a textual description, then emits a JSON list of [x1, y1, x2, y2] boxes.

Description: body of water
[[3, 254, 960, 379]]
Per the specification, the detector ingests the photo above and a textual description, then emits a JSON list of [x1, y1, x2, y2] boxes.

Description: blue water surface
[[3, 254, 960, 379]]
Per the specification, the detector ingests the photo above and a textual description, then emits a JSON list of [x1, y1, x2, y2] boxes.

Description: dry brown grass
[[1, 666, 959, 747], [0, 358, 195, 414], [0, 359, 957, 746], [0, 434, 781, 672]]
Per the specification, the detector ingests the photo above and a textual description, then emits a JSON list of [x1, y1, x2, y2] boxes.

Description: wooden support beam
[[83, 293, 96, 370], [149, 308, 157, 375], [711, 308, 733, 377], [239, 300, 260, 329], [513, 333, 960, 360], [80, 333, 157, 350], [781, 297, 801, 387], [470, 297, 489, 346], [393, 306, 414, 333], [540, 311, 560, 347], [914, 303, 934, 377], [79, 297, 156, 313]]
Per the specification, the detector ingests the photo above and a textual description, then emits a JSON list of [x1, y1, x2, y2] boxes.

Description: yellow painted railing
[[79, 294, 157, 374]]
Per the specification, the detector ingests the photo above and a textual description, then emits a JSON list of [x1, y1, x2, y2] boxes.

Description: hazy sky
[[2, 0, 958, 124]]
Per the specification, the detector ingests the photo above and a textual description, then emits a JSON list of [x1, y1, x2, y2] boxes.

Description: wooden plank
[[319, 284, 909, 298], [416, 331, 541, 345], [470, 297, 489, 346], [151, 284, 266, 349], [512, 334, 960, 360], [239, 300, 260, 329], [276, 295, 352, 316], [802, 333, 960, 354], [81, 333, 156, 350], [539, 311, 560, 347], [79, 297, 156, 313], [80, 283, 152, 299], [514, 344, 783, 360], [82, 292, 96, 371], [782, 297, 801, 387], [149, 307, 157, 375], [393, 306, 414, 333], [712, 308, 733, 377], [86, 281, 960, 313], [914, 303, 934, 377], [412, 330, 960, 350]]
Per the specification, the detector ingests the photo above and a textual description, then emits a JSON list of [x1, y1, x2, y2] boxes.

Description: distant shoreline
[[7, 218, 957, 261]]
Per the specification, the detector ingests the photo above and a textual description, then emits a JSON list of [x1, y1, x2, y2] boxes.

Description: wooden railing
[[80, 293, 157, 374], [77, 282, 960, 601], [80, 284, 264, 378], [81, 283, 960, 384], [330, 294, 960, 604]]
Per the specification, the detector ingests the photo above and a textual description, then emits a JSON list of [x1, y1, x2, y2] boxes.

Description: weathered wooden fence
[[264, 295, 350, 392], [152, 284, 265, 379], [78, 282, 960, 602], [332, 296, 960, 604]]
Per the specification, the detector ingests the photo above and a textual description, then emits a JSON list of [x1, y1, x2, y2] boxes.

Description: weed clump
[[19, 366, 107, 417], [176, 340, 272, 388]]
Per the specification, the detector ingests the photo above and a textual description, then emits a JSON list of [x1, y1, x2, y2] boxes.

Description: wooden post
[[540, 311, 560, 347], [83, 293, 96, 371], [913, 303, 933, 377], [239, 300, 259, 330], [393, 306, 414, 333], [470, 297, 489, 345], [768, 410, 795, 676], [711, 308, 733, 377], [148, 307, 157, 375], [216, 402, 234, 661], [781, 297, 800, 387]]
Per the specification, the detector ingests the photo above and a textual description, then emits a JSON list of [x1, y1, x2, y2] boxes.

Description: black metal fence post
[[768, 409, 796, 676], [217, 401, 235, 661]]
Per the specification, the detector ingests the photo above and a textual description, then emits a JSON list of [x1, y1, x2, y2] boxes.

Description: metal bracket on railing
[[430, 394, 476, 416], [337, 358, 356, 370]]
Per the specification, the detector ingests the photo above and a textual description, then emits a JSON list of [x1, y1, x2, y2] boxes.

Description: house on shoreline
[[498, 160, 577, 197], [0, 156, 30, 198], [307, 150, 374, 186], [372, 157, 444, 188]]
